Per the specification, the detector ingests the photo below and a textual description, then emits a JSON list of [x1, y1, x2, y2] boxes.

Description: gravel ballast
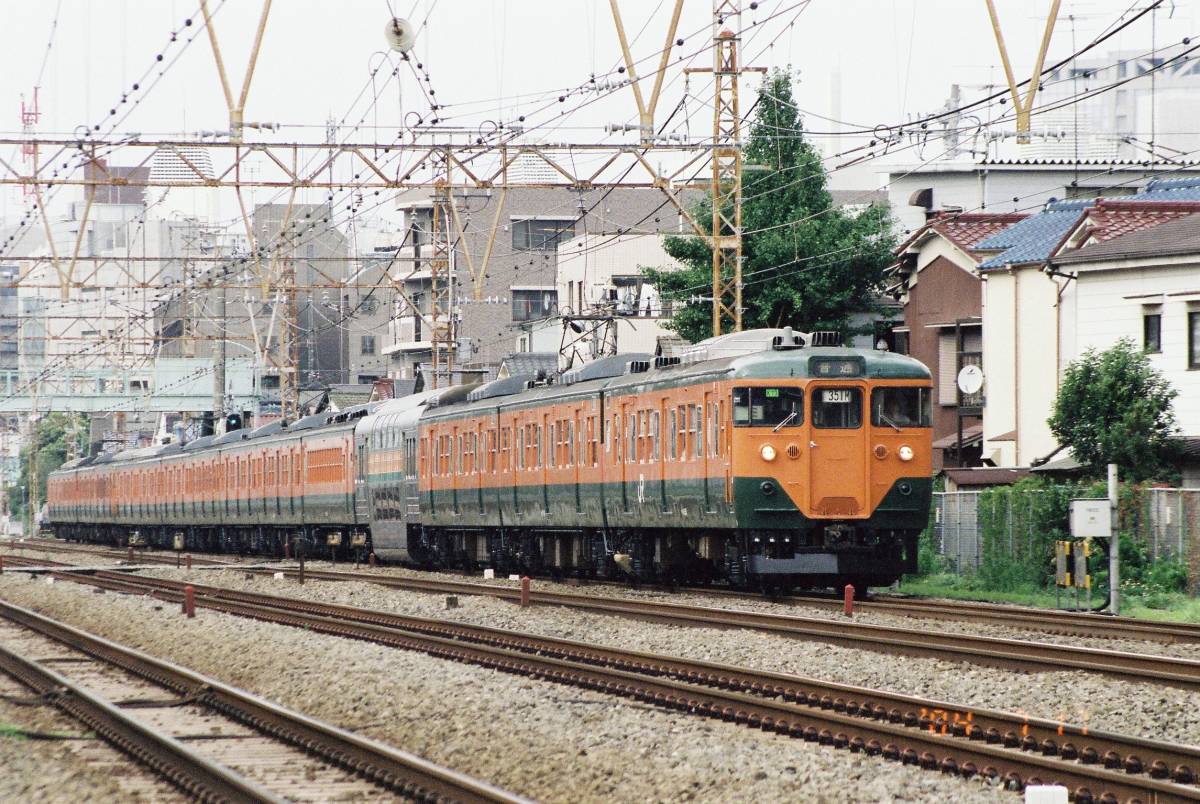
[[130, 566, 1200, 747], [11, 545, 1197, 657], [0, 574, 1013, 803], [265, 562, 1200, 660]]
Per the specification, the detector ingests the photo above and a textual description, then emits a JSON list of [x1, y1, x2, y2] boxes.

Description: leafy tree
[[646, 69, 897, 342], [5, 413, 84, 528], [1048, 339, 1178, 481]]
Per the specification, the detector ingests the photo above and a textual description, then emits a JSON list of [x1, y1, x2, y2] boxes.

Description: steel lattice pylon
[[711, 3, 744, 335], [428, 182, 454, 389]]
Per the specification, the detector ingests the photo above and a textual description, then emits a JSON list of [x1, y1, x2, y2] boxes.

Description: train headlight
[[898, 445, 915, 462], [760, 444, 777, 462]]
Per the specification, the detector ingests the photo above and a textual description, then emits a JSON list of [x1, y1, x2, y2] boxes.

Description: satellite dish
[[384, 17, 416, 52], [957, 364, 984, 396]]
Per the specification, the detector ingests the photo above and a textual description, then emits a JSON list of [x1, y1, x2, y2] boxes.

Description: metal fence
[[1142, 488, 1200, 563], [931, 488, 1200, 578]]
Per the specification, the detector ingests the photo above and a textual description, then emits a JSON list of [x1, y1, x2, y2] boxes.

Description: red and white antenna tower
[[19, 88, 41, 198]]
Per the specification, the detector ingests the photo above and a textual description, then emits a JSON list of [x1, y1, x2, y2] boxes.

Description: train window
[[590, 416, 597, 466], [627, 414, 636, 464], [710, 402, 719, 457], [668, 408, 677, 459], [719, 399, 728, 456], [733, 387, 804, 427], [516, 427, 525, 470], [692, 404, 704, 457], [676, 406, 687, 460], [812, 387, 863, 428], [650, 411, 660, 460], [870, 387, 932, 428]]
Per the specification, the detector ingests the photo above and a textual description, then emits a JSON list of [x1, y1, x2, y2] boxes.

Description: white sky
[[0, 0, 1194, 221]]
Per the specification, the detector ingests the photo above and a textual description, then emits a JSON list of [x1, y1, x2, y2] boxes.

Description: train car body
[[48, 408, 365, 555], [47, 328, 932, 591]]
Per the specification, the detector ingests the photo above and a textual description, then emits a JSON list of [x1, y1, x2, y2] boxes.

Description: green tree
[[1048, 339, 1178, 481], [646, 70, 897, 343], [5, 413, 85, 529]]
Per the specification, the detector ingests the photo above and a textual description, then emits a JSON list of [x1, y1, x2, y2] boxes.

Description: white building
[[511, 231, 686, 363], [1050, 212, 1200, 485]]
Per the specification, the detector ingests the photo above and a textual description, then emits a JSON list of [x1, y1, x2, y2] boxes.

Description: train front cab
[[729, 371, 932, 589]]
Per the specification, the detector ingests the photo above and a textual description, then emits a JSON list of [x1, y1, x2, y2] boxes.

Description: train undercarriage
[[51, 521, 918, 595]]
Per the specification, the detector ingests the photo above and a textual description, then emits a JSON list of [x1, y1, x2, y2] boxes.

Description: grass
[[898, 573, 1200, 622], [0, 722, 29, 741], [1122, 594, 1200, 624]]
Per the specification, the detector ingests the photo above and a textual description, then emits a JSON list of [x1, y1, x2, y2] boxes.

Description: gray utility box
[[1069, 498, 1112, 539]]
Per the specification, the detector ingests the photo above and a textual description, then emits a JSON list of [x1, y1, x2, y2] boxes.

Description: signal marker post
[[1108, 464, 1120, 616], [1068, 464, 1119, 615]]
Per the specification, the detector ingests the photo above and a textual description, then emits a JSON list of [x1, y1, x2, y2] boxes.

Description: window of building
[[892, 330, 910, 355], [512, 289, 558, 321], [358, 375, 380, 385], [512, 218, 574, 250], [1190, 311, 1200, 370], [361, 335, 377, 355], [812, 387, 863, 428], [1144, 312, 1162, 354], [261, 375, 280, 390]]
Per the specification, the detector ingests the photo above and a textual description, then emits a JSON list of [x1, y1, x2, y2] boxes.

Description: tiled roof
[[499, 352, 559, 378], [894, 212, 1026, 258], [1053, 213, 1200, 265], [976, 200, 1092, 269], [931, 213, 1027, 254], [941, 467, 1033, 487], [1080, 199, 1200, 242], [327, 384, 374, 411], [1127, 176, 1200, 201]]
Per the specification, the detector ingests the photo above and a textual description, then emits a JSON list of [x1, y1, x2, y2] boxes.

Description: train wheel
[[758, 578, 795, 599]]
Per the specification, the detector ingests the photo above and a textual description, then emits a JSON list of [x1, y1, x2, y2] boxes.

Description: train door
[[704, 389, 720, 514], [572, 406, 583, 517], [355, 436, 369, 525], [451, 426, 461, 516], [659, 398, 670, 515], [472, 422, 482, 516], [808, 384, 868, 517], [541, 411, 550, 515], [620, 399, 635, 513], [404, 433, 419, 517]]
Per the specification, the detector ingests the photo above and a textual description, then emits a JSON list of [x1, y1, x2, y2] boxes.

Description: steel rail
[[70, 568, 1200, 788], [14, 540, 1199, 644], [0, 597, 525, 804], [22, 564, 1200, 804], [0, 634, 284, 803], [789, 593, 1200, 645], [193, 564, 1200, 692]]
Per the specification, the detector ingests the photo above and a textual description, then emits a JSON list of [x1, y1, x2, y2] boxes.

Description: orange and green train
[[47, 328, 932, 592]]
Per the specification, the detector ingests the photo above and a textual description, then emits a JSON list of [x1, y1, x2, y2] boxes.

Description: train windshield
[[812, 387, 863, 428], [732, 387, 804, 427], [870, 387, 932, 428]]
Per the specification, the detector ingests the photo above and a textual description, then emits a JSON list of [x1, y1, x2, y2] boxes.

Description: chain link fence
[[931, 488, 1200, 585]]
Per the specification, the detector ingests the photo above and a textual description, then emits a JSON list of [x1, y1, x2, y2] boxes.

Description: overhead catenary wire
[[4, 0, 1187, 408]]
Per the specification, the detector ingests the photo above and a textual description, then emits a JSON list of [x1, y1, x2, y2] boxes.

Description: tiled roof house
[[974, 177, 1200, 467], [890, 212, 1027, 468]]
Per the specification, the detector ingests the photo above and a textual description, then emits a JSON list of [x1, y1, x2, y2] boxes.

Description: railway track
[[7, 548, 1200, 690], [0, 595, 522, 803], [789, 593, 1200, 645], [1, 538, 236, 567], [172, 563, 1200, 691], [10, 538, 1198, 646], [8, 558, 1200, 803]]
